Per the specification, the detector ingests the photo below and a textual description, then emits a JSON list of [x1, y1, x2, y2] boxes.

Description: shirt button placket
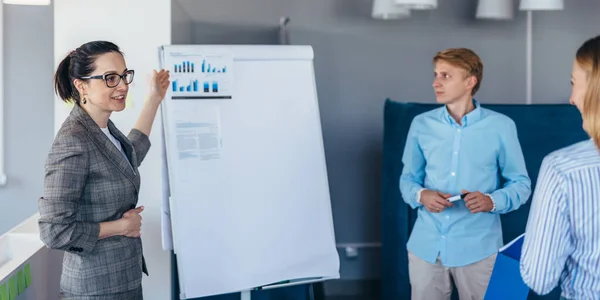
[[451, 127, 461, 178]]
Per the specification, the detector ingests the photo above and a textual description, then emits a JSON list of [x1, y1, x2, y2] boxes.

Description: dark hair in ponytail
[[54, 41, 123, 104]]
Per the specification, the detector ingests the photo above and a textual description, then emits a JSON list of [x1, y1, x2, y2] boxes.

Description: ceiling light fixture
[[393, 0, 436, 10], [519, 0, 563, 10], [372, 0, 411, 20], [2, 0, 50, 5], [476, 0, 514, 20]]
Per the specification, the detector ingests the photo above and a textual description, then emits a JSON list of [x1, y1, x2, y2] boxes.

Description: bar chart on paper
[[172, 59, 227, 74], [172, 80, 222, 94], [168, 53, 234, 100]]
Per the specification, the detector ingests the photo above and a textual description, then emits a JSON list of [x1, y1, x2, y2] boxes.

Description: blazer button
[[69, 247, 75, 251]]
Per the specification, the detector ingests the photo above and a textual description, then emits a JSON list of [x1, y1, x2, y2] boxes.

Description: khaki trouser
[[408, 251, 497, 300]]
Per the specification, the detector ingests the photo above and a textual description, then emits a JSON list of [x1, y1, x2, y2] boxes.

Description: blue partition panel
[[381, 99, 589, 300]]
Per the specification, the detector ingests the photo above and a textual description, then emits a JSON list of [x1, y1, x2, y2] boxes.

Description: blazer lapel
[[107, 120, 139, 170], [107, 120, 142, 191], [71, 105, 138, 187]]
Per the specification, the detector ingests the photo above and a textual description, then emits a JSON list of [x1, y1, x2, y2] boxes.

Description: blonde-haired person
[[400, 48, 531, 300], [520, 35, 600, 300]]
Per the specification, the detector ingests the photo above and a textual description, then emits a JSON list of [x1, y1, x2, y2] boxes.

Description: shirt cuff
[[486, 193, 497, 212], [416, 188, 426, 204]]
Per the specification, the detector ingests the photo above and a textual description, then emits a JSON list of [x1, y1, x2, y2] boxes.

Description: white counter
[[0, 213, 62, 300]]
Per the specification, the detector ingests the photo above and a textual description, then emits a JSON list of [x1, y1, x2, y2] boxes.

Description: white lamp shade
[[394, 0, 437, 10], [519, 0, 563, 10], [476, 0, 514, 19], [372, 0, 411, 20], [3, 0, 50, 4]]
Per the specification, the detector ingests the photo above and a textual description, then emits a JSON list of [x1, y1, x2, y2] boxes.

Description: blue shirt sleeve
[[490, 119, 532, 213], [520, 155, 572, 295], [399, 119, 425, 209]]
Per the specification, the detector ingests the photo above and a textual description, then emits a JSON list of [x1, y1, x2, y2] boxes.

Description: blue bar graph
[[201, 59, 226, 73], [173, 61, 195, 73], [172, 79, 199, 93], [168, 57, 230, 99]]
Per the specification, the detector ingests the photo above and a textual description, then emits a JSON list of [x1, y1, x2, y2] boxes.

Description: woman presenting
[[38, 40, 169, 300]]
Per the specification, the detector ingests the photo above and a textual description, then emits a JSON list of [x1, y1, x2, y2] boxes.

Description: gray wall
[[178, 0, 600, 284], [172, 0, 192, 44], [192, 22, 280, 45], [532, 4, 600, 102], [0, 4, 54, 235]]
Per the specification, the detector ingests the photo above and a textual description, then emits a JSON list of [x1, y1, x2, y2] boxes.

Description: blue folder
[[484, 234, 530, 300]]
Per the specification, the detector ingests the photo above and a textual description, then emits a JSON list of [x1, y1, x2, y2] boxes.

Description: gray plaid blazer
[[38, 104, 151, 297]]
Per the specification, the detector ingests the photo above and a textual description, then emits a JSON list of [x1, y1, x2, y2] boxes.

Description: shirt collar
[[441, 99, 483, 127]]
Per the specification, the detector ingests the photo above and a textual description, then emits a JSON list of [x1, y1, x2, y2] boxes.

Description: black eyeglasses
[[81, 70, 135, 88]]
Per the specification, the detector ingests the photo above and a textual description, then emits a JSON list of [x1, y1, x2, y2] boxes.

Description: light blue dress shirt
[[400, 100, 532, 267], [521, 139, 600, 299]]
